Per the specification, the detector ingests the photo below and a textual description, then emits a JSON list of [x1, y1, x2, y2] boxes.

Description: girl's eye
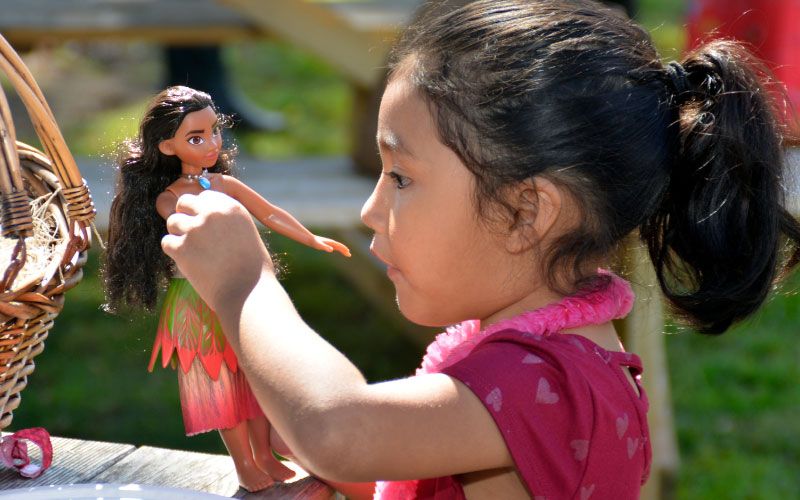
[[387, 171, 410, 189], [188, 136, 204, 145]]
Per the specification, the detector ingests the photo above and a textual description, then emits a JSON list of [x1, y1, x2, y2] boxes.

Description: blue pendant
[[198, 177, 211, 190]]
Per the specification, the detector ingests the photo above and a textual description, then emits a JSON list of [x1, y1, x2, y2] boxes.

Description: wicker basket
[[0, 34, 95, 431]]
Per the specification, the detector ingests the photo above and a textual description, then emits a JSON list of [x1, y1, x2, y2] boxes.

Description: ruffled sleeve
[[441, 334, 594, 498]]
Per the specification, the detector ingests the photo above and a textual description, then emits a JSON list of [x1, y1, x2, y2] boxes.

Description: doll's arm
[[222, 176, 350, 257], [156, 191, 179, 220]]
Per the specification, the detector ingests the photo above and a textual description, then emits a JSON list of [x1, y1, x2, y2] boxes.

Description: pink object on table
[[0, 427, 53, 478]]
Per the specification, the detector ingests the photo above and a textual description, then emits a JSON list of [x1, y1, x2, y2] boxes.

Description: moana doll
[[102, 86, 350, 491]]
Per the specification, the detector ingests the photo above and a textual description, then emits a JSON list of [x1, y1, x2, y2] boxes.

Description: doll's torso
[[163, 172, 227, 201]]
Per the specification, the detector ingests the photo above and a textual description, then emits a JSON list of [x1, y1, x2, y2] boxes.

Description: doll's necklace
[[182, 169, 211, 190]]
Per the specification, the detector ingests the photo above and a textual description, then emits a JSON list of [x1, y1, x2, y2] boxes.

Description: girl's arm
[[271, 431, 375, 499], [162, 191, 512, 483], [220, 176, 350, 257]]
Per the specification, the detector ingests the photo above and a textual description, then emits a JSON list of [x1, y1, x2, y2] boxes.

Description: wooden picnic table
[[0, 434, 335, 499]]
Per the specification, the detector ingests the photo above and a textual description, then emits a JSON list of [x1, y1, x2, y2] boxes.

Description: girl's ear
[[506, 177, 562, 254], [158, 139, 176, 156]]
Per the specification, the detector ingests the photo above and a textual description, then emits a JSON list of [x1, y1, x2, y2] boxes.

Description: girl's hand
[[162, 190, 273, 312], [312, 236, 352, 257]]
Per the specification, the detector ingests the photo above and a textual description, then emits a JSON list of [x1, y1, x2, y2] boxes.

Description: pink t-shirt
[[413, 329, 651, 499]]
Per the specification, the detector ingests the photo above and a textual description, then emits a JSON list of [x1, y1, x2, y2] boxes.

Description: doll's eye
[[188, 136, 204, 145]]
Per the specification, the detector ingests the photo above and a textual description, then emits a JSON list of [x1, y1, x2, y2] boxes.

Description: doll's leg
[[219, 421, 274, 492], [247, 415, 295, 481]]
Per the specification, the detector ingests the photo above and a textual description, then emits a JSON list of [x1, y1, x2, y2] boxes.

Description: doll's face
[[157, 106, 221, 170]]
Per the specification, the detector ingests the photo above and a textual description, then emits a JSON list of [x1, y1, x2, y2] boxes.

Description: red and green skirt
[[148, 278, 263, 435]]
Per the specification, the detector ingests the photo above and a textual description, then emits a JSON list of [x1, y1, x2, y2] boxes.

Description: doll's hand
[[162, 190, 275, 312], [312, 236, 352, 257]]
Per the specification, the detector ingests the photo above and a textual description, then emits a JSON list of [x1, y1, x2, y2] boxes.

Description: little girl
[[161, 1, 800, 498]]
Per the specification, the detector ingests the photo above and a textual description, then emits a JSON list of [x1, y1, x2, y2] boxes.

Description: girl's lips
[[385, 265, 401, 281], [369, 244, 399, 277]]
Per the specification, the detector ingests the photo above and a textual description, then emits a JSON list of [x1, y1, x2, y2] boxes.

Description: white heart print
[[485, 387, 503, 412], [627, 437, 639, 459], [535, 377, 559, 404], [569, 337, 588, 352], [616, 413, 629, 439], [570, 439, 589, 461], [522, 353, 543, 364]]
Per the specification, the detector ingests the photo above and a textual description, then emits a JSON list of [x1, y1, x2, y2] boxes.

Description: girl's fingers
[[160, 233, 184, 257], [165, 212, 195, 236], [174, 192, 201, 215]]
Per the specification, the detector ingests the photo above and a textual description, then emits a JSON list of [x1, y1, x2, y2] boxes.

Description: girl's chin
[[395, 297, 454, 328]]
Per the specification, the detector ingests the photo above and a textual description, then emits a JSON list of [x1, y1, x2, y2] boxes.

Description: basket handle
[[0, 35, 94, 283], [0, 63, 31, 290], [0, 35, 96, 232]]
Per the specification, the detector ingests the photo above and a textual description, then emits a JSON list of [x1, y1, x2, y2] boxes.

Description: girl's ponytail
[[641, 39, 800, 334]]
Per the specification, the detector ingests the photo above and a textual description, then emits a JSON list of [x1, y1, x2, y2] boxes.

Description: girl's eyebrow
[[377, 129, 415, 158]]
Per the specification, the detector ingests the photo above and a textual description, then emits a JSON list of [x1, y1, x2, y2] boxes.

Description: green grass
[[52, 40, 352, 160], [225, 42, 353, 158], [665, 274, 800, 499], [69, 100, 147, 158]]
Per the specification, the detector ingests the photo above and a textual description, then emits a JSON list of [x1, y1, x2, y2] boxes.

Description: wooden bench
[[0, 0, 415, 88], [0, 434, 334, 499]]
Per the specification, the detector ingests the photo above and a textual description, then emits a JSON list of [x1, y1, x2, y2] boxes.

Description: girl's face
[[361, 74, 541, 327], [158, 106, 221, 170]]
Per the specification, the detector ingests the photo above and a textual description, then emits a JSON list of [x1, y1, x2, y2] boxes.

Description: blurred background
[[1, 1, 798, 499]]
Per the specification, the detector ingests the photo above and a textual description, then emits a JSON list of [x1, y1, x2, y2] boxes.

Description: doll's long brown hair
[[102, 86, 233, 312]]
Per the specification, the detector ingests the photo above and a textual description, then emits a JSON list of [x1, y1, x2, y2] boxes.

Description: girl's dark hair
[[102, 86, 234, 312], [391, 0, 800, 334]]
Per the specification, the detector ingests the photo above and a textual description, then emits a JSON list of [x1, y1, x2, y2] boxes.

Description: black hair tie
[[665, 61, 691, 104]]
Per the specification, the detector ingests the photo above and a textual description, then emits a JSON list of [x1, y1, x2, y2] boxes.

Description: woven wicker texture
[[0, 34, 95, 430]]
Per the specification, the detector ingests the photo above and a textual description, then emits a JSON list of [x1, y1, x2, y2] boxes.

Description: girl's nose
[[360, 180, 384, 232]]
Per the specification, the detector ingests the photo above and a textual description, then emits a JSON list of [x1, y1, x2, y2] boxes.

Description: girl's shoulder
[[442, 332, 651, 497]]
